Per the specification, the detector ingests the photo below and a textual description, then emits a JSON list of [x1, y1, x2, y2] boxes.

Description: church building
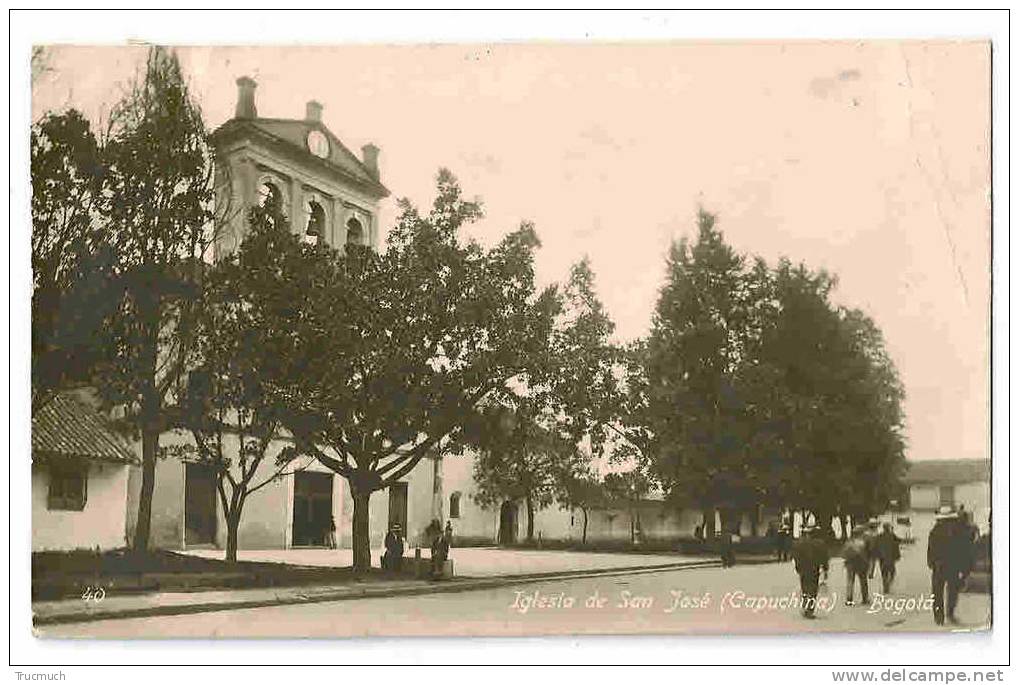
[[129, 77, 565, 555]]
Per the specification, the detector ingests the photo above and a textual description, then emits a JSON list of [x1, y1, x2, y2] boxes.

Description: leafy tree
[[176, 206, 325, 561], [280, 170, 559, 571], [95, 47, 225, 551], [468, 402, 589, 543], [557, 472, 605, 544], [31, 110, 118, 411], [603, 469, 652, 544], [641, 211, 905, 533], [759, 260, 906, 531], [643, 210, 774, 531], [467, 255, 620, 543]]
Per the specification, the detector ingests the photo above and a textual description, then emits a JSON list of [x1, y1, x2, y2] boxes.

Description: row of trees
[[32, 47, 904, 568], [619, 211, 906, 538]]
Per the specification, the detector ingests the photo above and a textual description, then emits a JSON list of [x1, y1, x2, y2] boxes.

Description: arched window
[[305, 200, 325, 245], [346, 217, 364, 247], [449, 492, 461, 519], [257, 181, 283, 213]]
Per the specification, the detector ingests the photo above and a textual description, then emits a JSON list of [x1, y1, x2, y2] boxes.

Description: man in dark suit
[[792, 524, 829, 619], [928, 506, 974, 625]]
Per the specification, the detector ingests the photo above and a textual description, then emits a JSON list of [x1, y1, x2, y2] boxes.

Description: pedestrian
[[865, 517, 881, 580], [767, 522, 779, 561], [792, 523, 829, 619], [719, 527, 736, 568], [326, 516, 337, 549], [778, 524, 792, 562], [927, 505, 973, 625], [431, 524, 450, 579], [382, 523, 404, 571], [841, 525, 871, 606], [873, 522, 902, 593]]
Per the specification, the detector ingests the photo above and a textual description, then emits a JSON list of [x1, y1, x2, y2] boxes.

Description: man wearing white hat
[[927, 505, 974, 625]]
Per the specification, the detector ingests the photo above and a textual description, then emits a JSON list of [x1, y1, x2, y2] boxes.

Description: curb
[[33, 559, 720, 627]]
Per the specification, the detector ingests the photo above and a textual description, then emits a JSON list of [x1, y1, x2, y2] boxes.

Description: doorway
[[292, 472, 333, 547], [388, 482, 408, 534], [184, 463, 218, 546], [499, 501, 518, 545]]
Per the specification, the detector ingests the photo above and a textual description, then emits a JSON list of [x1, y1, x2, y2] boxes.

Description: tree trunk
[[749, 506, 760, 537], [352, 489, 372, 573], [225, 508, 241, 563], [582, 507, 589, 545], [133, 425, 159, 551], [526, 496, 535, 543], [132, 311, 161, 553]]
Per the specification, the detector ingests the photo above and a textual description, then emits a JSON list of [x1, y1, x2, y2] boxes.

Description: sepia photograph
[[12, 9, 1005, 674]]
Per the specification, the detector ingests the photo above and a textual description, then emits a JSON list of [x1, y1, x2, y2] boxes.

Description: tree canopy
[[632, 210, 905, 533]]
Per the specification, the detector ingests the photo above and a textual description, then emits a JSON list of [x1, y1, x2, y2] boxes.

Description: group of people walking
[[789, 506, 976, 624]]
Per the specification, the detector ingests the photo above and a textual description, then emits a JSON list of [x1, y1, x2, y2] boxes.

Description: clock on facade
[[307, 130, 329, 158]]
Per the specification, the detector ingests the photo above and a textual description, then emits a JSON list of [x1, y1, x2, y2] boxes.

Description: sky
[[31, 42, 991, 464]]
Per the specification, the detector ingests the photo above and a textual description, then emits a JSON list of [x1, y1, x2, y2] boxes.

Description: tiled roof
[[32, 393, 139, 465], [903, 459, 990, 485]]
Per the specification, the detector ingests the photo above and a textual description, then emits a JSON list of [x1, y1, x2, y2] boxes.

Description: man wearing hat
[[382, 523, 404, 571], [792, 523, 829, 619], [841, 524, 871, 606], [927, 505, 974, 625]]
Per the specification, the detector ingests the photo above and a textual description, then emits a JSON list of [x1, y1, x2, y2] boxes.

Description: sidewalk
[[182, 546, 711, 577], [33, 550, 718, 627]]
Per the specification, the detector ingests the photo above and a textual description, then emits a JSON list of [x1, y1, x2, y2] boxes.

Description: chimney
[[361, 143, 380, 179], [235, 76, 257, 119], [305, 100, 323, 123]]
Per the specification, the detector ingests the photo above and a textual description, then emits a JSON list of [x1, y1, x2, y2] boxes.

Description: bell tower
[[211, 76, 389, 257]]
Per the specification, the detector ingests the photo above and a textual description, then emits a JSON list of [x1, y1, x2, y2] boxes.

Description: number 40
[[81, 586, 106, 603]]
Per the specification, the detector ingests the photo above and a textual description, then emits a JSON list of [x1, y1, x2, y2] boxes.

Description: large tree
[[468, 256, 619, 543], [175, 206, 326, 561], [279, 170, 559, 571], [640, 210, 905, 534], [469, 402, 589, 543], [643, 210, 775, 532], [95, 47, 226, 551], [30, 109, 118, 411], [760, 259, 906, 530]]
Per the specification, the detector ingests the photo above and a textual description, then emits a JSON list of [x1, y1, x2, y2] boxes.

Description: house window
[[449, 491, 461, 519], [346, 217, 364, 247], [939, 485, 955, 508], [48, 464, 88, 511]]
